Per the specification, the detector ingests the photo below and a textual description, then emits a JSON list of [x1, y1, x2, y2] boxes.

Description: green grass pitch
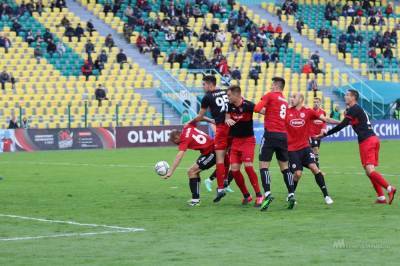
[[0, 141, 399, 265]]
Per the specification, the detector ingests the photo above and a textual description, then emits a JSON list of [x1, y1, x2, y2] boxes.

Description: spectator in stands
[[283, 32, 291, 51], [97, 49, 107, 64], [21, 117, 29, 129], [385, 3, 393, 18], [47, 39, 57, 57], [62, 21, 74, 40], [56, 41, 66, 57], [85, 39, 95, 56], [274, 34, 283, 50], [302, 60, 313, 77], [75, 23, 84, 42], [136, 34, 148, 53], [86, 19, 96, 37], [123, 23, 133, 41], [270, 49, 279, 64], [34, 45, 43, 63], [81, 60, 93, 81], [0, 69, 10, 90], [231, 67, 241, 81], [338, 41, 347, 58], [104, 34, 114, 52], [103, 1, 112, 16], [296, 19, 304, 34], [249, 66, 259, 86], [368, 48, 377, 64], [43, 28, 53, 43], [116, 49, 128, 69], [36, 0, 44, 16], [95, 84, 108, 107], [58, 16, 70, 28], [275, 24, 283, 34], [383, 46, 394, 64], [8, 116, 19, 129], [310, 50, 320, 68], [347, 23, 356, 34], [152, 45, 160, 64], [307, 77, 318, 97], [12, 19, 22, 35], [0, 34, 11, 54], [355, 33, 363, 44], [25, 30, 35, 45], [253, 48, 263, 63], [330, 106, 341, 120], [217, 57, 229, 76], [94, 56, 105, 74], [232, 34, 243, 50]]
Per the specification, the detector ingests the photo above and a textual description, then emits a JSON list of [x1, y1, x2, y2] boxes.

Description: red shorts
[[359, 136, 380, 167], [214, 123, 230, 150], [230, 136, 256, 164]]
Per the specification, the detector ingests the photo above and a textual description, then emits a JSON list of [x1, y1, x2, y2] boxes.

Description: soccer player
[[163, 123, 216, 207], [254, 77, 296, 211], [190, 75, 230, 202], [225, 85, 263, 206], [320, 89, 397, 204], [309, 97, 327, 167], [286, 93, 338, 204]]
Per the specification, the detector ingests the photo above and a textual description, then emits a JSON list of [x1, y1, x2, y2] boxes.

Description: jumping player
[[190, 75, 230, 202], [254, 77, 296, 211], [164, 123, 216, 207], [286, 93, 338, 204], [309, 97, 327, 167], [320, 89, 396, 204], [225, 85, 263, 206]]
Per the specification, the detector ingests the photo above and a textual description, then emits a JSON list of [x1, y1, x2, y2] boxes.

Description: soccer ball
[[154, 161, 170, 176]]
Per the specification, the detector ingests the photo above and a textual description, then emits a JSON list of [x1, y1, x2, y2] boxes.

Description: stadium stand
[[78, 0, 342, 118], [0, 0, 167, 129], [264, 0, 400, 82]]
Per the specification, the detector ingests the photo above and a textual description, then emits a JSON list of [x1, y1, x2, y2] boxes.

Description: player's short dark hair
[[348, 89, 359, 101], [272, 77, 285, 90], [202, 75, 216, 86], [227, 85, 241, 94], [169, 130, 181, 143], [314, 97, 321, 101]]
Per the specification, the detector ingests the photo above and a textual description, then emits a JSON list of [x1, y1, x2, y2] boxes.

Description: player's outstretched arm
[[254, 98, 267, 114], [319, 115, 341, 125], [189, 108, 207, 124], [319, 117, 351, 138], [163, 151, 186, 179]]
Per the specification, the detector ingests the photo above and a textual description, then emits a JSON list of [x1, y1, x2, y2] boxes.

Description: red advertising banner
[[14, 128, 115, 151]]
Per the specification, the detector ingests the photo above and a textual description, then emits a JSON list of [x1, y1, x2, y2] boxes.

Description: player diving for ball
[[163, 122, 217, 207], [286, 92, 340, 205]]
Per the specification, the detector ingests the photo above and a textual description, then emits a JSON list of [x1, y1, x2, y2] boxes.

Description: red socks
[[216, 163, 226, 190], [368, 178, 385, 197], [232, 170, 249, 196], [245, 166, 261, 194], [369, 171, 389, 191]]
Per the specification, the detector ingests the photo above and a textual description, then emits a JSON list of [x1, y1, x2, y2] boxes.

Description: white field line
[[0, 230, 133, 242], [0, 214, 145, 242], [0, 214, 144, 232]]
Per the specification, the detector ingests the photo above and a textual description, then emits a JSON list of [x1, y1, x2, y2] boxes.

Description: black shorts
[[288, 147, 316, 172], [259, 133, 289, 162], [309, 138, 321, 148], [197, 152, 216, 170]]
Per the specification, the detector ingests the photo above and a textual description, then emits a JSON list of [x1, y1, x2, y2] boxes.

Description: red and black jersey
[[309, 108, 327, 138], [286, 106, 320, 151], [254, 91, 288, 136], [201, 89, 229, 124], [326, 104, 375, 143], [228, 99, 255, 138], [178, 124, 214, 155], [326, 104, 376, 143]]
